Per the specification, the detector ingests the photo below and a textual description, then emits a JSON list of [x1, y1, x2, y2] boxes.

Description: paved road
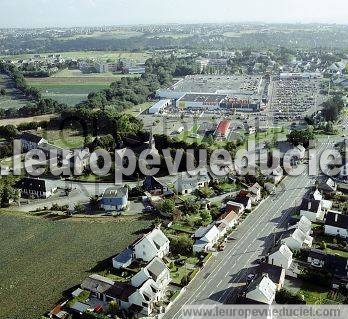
[[164, 140, 335, 319]]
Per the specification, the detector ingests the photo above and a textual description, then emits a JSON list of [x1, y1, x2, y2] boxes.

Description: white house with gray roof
[[282, 229, 313, 250], [245, 274, 277, 305], [174, 169, 210, 195], [268, 244, 293, 270], [133, 228, 170, 262]]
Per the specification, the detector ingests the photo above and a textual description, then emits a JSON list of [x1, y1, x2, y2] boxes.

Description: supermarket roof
[[179, 93, 227, 103]]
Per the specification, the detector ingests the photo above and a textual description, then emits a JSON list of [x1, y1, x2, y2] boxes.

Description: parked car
[[246, 273, 256, 284]]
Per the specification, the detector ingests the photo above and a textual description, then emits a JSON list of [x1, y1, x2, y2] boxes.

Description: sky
[[0, 0, 347, 28]]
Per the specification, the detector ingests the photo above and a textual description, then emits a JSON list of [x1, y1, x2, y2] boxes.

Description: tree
[[287, 129, 315, 148], [200, 210, 212, 225], [89, 196, 99, 210], [170, 235, 194, 256], [157, 199, 175, 215], [0, 88, 6, 96], [74, 203, 85, 214]]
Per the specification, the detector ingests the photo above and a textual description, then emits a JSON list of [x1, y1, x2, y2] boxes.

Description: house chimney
[[308, 202, 312, 210]]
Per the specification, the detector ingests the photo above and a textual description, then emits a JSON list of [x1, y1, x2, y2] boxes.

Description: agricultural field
[[60, 30, 144, 40], [0, 73, 30, 109], [0, 211, 153, 319], [0, 51, 151, 63], [34, 129, 85, 149], [0, 113, 57, 127], [27, 69, 141, 106]]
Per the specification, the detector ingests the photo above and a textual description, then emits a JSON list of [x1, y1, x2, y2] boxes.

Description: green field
[[0, 211, 153, 319], [1, 51, 151, 63], [0, 73, 30, 109], [27, 69, 141, 106], [60, 30, 144, 41]]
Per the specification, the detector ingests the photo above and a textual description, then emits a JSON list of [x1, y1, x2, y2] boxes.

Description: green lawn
[[0, 73, 31, 109], [0, 211, 153, 319], [26, 71, 141, 106], [325, 247, 348, 258], [299, 282, 329, 304]]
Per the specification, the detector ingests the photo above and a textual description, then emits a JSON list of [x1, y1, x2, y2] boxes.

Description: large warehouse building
[[157, 75, 265, 111], [176, 93, 227, 110], [148, 99, 171, 114]]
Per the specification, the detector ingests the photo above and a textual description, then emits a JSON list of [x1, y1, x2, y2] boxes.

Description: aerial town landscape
[[0, 1, 348, 319]]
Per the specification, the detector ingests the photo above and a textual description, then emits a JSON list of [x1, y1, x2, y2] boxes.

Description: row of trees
[[321, 95, 345, 122]]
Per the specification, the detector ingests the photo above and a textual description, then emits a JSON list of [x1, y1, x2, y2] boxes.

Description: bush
[[275, 289, 306, 304]]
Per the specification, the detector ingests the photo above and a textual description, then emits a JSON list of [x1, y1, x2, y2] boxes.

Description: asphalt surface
[[164, 140, 335, 319]]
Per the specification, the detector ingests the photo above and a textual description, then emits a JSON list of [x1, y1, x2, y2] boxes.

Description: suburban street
[[164, 139, 336, 319]]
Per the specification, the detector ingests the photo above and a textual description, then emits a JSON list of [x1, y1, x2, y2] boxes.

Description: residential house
[[258, 263, 285, 291], [299, 198, 323, 222], [133, 228, 170, 262], [126, 278, 162, 316], [296, 216, 312, 236], [193, 224, 220, 253], [214, 119, 231, 140], [81, 274, 115, 302], [319, 177, 337, 194], [245, 274, 277, 305], [16, 177, 57, 199], [268, 244, 293, 270], [102, 282, 138, 314], [233, 195, 252, 210], [143, 176, 170, 196], [174, 169, 210, 195], [112, 248, 134, 269], [100, 186, 128, 212], [19, 132, 47, 151], [248, 183, 262, 202], [216, 210, 238, 236], [268, 166, 283, 185], [282, 229, 313, 250], [224, 201, 245, 215], [69, 302, 91, 315], [324, 211, 348, 239], [310, 189, 322, 201], [130, 257, 170, 298], [81, 274, 155, 315]]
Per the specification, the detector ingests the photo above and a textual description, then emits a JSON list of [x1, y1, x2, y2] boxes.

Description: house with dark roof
[[258, 263, 285, 291], [319, 177, 337, 193], [19, 132, 47, 151], [16, 177, 57, 199], [299, 198, 323, 222], [233, 194, 252, 210], [324, 211, 348, 238], [174, 169, 210, 195], [112, 248, 134, 269], [143, 176, 169, 196]]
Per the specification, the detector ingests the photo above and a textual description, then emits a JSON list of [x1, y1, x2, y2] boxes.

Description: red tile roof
[[216, 119, 231, 136]]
